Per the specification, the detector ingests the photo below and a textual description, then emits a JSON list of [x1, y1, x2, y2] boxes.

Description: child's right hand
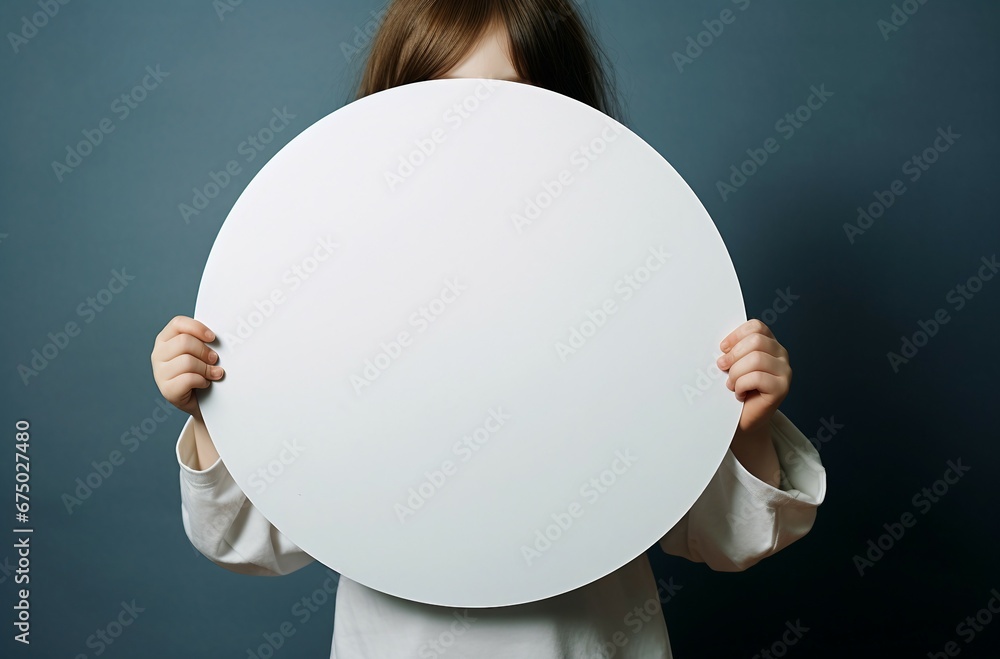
[[150, 315, 225, 417]]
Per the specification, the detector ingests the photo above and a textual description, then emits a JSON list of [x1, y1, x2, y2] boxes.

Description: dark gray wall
[[2, 1, 997, 657]]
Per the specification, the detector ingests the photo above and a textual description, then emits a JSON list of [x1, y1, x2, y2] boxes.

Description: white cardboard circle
[[194, 78, 745, 608]]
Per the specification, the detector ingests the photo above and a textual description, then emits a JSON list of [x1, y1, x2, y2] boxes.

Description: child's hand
[[150, 315, 224, 418], [716, 319, 791, 435]]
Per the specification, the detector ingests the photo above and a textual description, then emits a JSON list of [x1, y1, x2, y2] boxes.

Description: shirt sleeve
[[658, 408, 827, 572], [175, 414, 315, 577]]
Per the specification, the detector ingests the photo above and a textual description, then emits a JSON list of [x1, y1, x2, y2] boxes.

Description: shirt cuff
[[725, 409, 827, 509], [175, 414, 229, 487]]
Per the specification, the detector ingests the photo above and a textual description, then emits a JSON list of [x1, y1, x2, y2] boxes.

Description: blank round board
[[194, 78, 746, 608]]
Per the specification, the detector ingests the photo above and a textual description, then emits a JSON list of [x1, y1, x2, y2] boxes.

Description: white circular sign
[[195, 78, 745, 608]]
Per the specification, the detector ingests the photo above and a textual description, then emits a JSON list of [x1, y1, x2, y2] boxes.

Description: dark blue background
[[2, 0, 997, 657]]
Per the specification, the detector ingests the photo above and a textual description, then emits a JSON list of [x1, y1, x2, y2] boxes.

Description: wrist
[[190, 412, 220, 471], [733, 419, 772, 446], [730, 424, 780, 488]]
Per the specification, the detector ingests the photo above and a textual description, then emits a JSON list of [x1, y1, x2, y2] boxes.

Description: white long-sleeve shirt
[[176, 409, 826, 658]]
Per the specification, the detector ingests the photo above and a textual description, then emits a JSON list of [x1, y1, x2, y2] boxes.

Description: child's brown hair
[[354, 0, 625, 121]]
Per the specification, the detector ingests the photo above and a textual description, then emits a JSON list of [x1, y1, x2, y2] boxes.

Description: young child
[[151, 1, 827, 656]]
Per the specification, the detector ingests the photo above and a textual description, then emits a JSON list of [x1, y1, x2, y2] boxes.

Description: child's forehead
[[435, 22, 523, 82]]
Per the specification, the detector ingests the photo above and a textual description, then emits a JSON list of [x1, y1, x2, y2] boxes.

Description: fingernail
[[212, 366, 223, 377], [206, 330, 216, 341]]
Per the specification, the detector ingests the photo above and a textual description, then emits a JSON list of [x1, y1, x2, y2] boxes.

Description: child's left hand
[[716, 319, 792, 435]]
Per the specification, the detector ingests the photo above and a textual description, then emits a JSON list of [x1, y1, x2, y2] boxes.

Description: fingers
[[155, 315, 216, 346], [720, 318, 775, 353], [160, 353, 224, 383], [151, 317, 221, 374], [160, 372, 214, 405], [732, 371, 789, 403], [151, 317, 224, 410], [717, 318, 792, 405], [159, 332, 218, 367], [718, 330, 787, 370], [724, 352, 791, 391]]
